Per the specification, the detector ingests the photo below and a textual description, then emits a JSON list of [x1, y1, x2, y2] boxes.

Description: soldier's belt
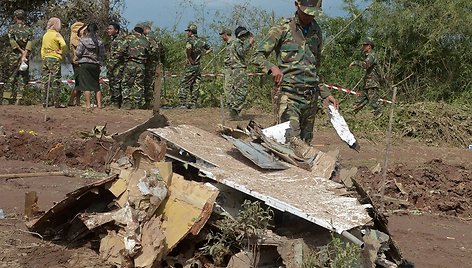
[[282, 87, 319, 96]]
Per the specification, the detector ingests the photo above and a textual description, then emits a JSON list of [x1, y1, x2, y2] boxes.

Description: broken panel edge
[[198, 167, 366, 238]]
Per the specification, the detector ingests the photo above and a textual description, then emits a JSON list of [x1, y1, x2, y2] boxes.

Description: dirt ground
[[0, 105, 471, 268]]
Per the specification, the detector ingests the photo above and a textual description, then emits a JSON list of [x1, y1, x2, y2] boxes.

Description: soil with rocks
[[355, 159, 472, 217], [0, 105, 471, 268]]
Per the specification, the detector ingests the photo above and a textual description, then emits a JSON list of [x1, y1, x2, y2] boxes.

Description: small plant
[[302, 234, 361, 268], [328, 235, 361, 268], [200, 200, 273, 266]]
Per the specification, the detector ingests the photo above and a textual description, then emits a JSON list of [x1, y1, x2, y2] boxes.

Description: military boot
[[121, 100, 133, 110], [229, 109, 242, 121]]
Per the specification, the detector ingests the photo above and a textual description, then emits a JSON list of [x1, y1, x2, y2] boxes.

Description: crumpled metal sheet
[[262, 121, 291, 144], [327, 105, 360, 151], [149, 125, 372, 234], [223, 134, 290, 170]]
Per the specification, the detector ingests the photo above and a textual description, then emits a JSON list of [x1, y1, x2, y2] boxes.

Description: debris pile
[[24, 115, 412, 267]]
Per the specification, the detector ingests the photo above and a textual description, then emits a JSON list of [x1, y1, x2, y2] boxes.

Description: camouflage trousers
[[179, 64, 201, 107], [144, 61, 158, 109], [1, 51, 29, 104], [353, 86, 382, 115], [279, 87, 320, 144], [224, 67, 248, 114], [121, 61, 145, 109], [41, 57, 62, 105], [108, 64, 124, 107]]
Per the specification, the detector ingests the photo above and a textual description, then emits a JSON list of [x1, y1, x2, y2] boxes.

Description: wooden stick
[[392, 72, 414, 87], [380, 86, 398, 213], [44, 73, 52, 122], [220, 95, 225, 126], [152, 64, 163, 115], [0, 171, 71, 180], [18, 229, 44, 240], [24, 191, 39, 219]]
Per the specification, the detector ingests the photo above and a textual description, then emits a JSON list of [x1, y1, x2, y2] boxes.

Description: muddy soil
[[1, 105, 471, 268]]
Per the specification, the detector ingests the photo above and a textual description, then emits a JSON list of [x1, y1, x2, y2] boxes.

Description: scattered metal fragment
[[223, 134, 290, 170], [327, 104, 360, 151]]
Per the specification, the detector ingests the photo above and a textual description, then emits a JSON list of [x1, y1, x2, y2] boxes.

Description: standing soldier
[[178, 23, 211, 109], [220, 26, 254, 120], [119, 25, 150, 109], [2, 9, 33, 105], [143, 24, 165, 109], [253, 0, 338, 144], [349, 39, 383, 117], [106, 22, 125, 108]]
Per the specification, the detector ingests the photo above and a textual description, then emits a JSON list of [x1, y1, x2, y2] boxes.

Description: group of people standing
[[2, 10, 163, 111], [42, 18, 106, 111], [2, 1, 384, 145], [105, 22, 163, 110]]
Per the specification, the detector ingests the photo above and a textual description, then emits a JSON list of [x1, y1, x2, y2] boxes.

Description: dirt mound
[[355, 159, 472, 217], [0, 132, 110, 171]]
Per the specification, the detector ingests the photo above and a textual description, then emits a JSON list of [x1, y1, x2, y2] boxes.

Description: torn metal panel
[[337, 167, 358, 188], [327, 104, 360, 151], [352, 179, 406, 264], [155, 126, 220, 168], [112, 113, 168, 149], [125, 152, 169, 216], [80, 211, 115, 230], [311, 150, 339, 179], [223, 135, 290, 170], [149, 125, 372, 234], [217, 124, 250, 140], [28, 175, 118, 234], [99, 231, 125, 267], [106, 178, 128, 197], [134, 214, 165, 268], [157, 174, 219, 254], [260, 138, 313, 171], [79, 203, 141, 231], [261, 121, 291, 144]]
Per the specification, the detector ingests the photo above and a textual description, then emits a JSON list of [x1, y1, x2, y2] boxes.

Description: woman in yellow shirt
[[41, 17, 66, 108]]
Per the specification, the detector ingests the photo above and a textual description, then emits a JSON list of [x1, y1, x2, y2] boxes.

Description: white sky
[[122, 0, 354, 31]]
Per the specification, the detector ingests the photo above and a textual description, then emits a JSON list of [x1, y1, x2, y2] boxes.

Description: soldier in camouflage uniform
[[178, 23, 212, 109], [143, 24, 165, 109], [220, 26, 254, 120], [118, 25, 150, 109], [349, 39, 382, 117], [2, 9, 33, 105], [253, 0, 338, 144], [106, 22, 126, 108]]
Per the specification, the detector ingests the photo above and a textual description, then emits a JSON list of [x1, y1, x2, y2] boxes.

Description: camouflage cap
[[218, 27, 232, 35], [139, 22, 151, 29], [185, 23, 197, 34], [13, 9, 26, 19], [361, 38, 374, 47], [235, 26, 250, 38], [297, 0, 322, 16]]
